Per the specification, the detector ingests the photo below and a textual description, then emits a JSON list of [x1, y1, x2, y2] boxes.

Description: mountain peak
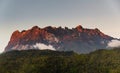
[[31, 26, 40, 30], [76, 25, 83, 29], [10, 30, 20, 41], [13, 30, 20, 34], [94, 28, 100, 32], [44, 26, 56, 30], [75, 25, 83, 32], [5, 25, 113, 53]]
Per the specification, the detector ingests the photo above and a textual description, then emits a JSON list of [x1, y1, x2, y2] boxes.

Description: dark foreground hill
[[0, 48, 120, 73]]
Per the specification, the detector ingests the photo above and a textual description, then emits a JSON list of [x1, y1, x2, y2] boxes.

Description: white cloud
[[33, 43, 56, 50], [0, 40, 7, 53], [107, 40, 120, 48]]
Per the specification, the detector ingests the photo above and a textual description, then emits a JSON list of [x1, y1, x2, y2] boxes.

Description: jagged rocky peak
[[44, 26, 56, 29], [32, 26, 40, 29], [75, 25, 84, 32], [94, 28, 100, 31], [93, 28, 102, 34], [10, 30, 20, 41], [76, 25, 83, 29], [43, 26, 56, 31], [30, 26, 41, 33], [93, 28, 110, 38], [12, 30, 20, 35], [5, 25, 114, 53]]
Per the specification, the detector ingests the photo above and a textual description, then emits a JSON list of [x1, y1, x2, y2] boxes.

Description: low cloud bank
[[33, 43, 56, 50], [107, 40, 120, 48]]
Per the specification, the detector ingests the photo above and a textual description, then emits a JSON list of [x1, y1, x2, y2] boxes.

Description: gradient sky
[[0, 0, 120, 53]]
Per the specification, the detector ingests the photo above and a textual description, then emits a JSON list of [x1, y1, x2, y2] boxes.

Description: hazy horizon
[[0, 0, 120, 53]]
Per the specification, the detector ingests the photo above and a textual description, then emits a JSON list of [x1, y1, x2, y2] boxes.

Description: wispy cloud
[[33, 43, 56, 50], [107, 40, 120, 48]]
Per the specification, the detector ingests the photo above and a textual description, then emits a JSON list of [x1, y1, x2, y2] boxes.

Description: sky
[[0, 0, 120, 53]]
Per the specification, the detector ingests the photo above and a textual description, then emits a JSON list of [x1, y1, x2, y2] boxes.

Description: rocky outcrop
[[5, 25, 113, 53]]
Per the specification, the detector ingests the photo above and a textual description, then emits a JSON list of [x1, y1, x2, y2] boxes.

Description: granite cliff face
[[5, 25, 113, 53]]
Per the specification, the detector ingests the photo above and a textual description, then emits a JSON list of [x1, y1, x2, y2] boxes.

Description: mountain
[[5, 25, 114, 53]]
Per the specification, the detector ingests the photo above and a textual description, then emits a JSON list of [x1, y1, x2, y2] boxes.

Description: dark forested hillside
[[0, 48, 120, 73]]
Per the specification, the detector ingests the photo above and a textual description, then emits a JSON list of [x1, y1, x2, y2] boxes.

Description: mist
[[33, 43, 56, 50], [107, 40, 120, 48]]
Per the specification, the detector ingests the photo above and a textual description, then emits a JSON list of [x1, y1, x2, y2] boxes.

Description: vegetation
[[0, 48, 120, 73]]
